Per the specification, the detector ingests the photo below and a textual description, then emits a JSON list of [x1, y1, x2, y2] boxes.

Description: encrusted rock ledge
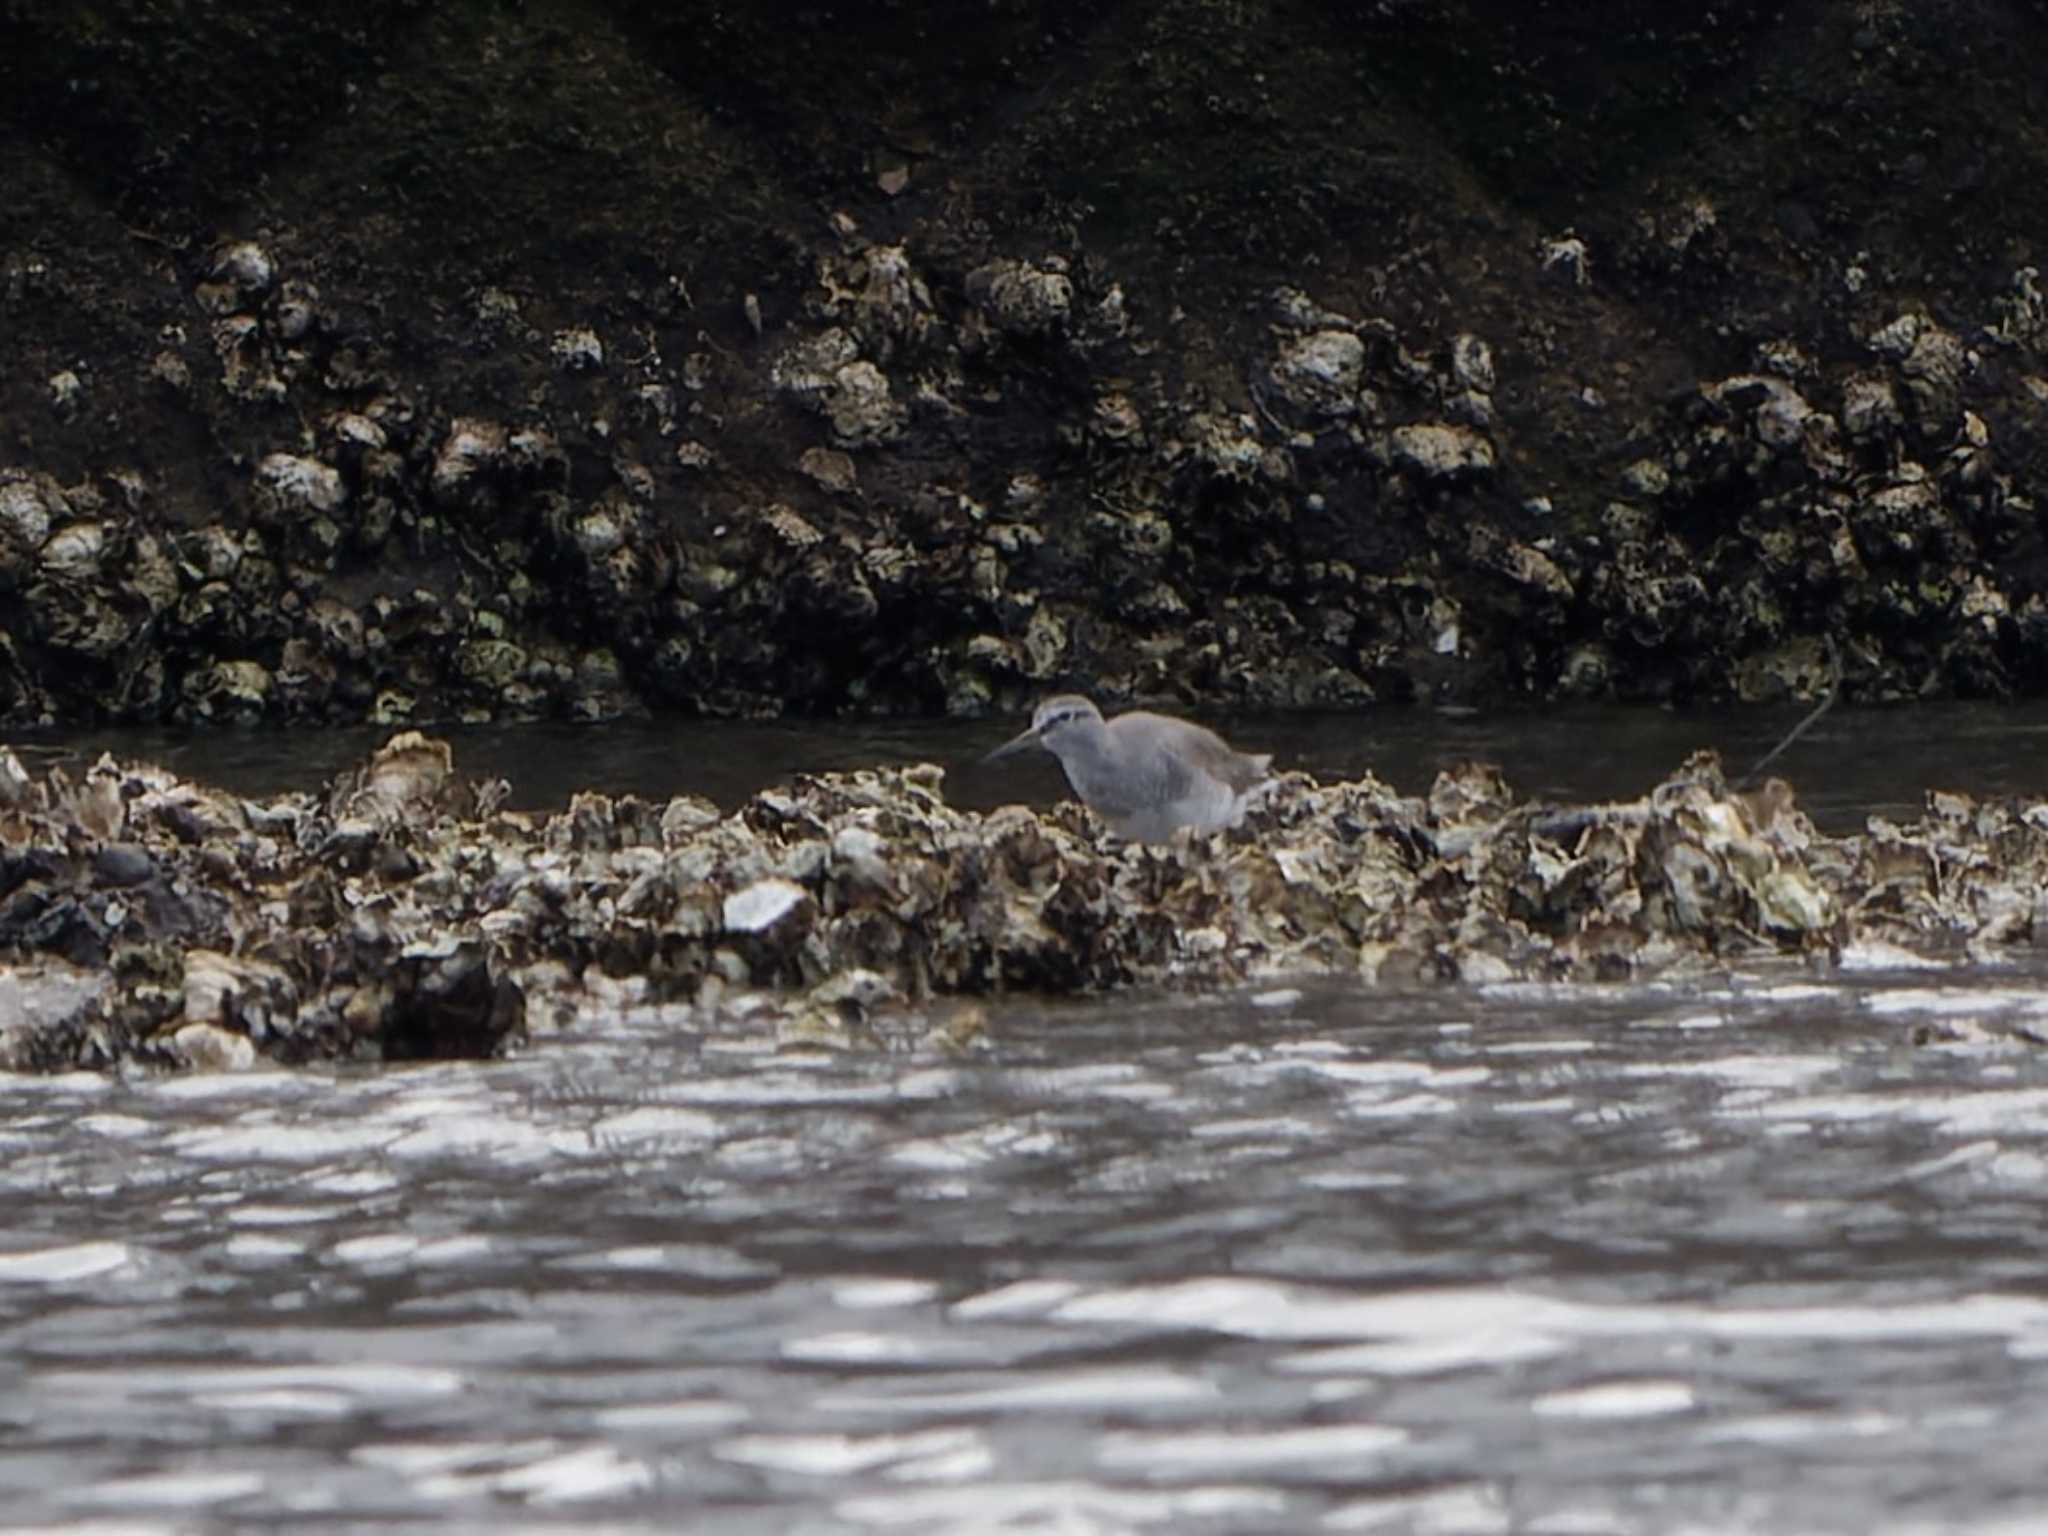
[[1, 732, 2042, 1072]]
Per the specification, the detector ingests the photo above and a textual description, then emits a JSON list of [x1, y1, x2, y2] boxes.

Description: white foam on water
[[832, 1277, 940, 1309], [1052, 1276, 2048, 1352], [592, 1398, 750, 1432], [716, 1426, 987, 1477], [833, 1480, 1285, 1533], [66, 1472, 265, 1509], [330, 1233, 419, 1265], [1700, 1410, 1899, 1445], [383, 1113, 567, 1164], [1759, 1085, 2048, 1135], [168, 1123, 392, 1163], [225, 1203, 352, 1227], [1485, 1038, 1597, 1055], [949, 1279, 1082, 1319], [414, 1235, 494, 1265], [0, 1241, 130, 1284], [72, 1113, 155, 1139], [1284, 1325, 1566, 1377], [1624, 1054, 1840, 1088], [1097, 1422, 1407, 1475], [1490, 1096, 1581, 1116], [1530, 1379, 1696, 1419], [1326, 1483, 1512, 1533], [588, 1104, 720, 1146], [485, 1442, 655, 1504], [351, 1438, 556, 1476], [1192, 1115, 1326, 1141], [40, 1361, 466, 1403], [781, 1331, 985, 1368], [820, 1367, 1221, 1418], [192, 1387, 355, 1419], [307, 1169, 400, 1196], [145, 1071, 302, 1101], [1864, 988, 2014, 1017]]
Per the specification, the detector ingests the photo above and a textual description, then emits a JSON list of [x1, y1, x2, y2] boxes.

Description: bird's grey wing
[[1084, 751, 1157, 822], [1149, 734, 1201, 804], [1177, 723, 1271, 794]]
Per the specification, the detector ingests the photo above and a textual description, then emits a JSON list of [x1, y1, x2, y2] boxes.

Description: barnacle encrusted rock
[[0, 736, 2042, 1073], [1270, 330, 1366, 416], [1388, 422, 1496, 479], [255, 453, 348, 519], [969, 257, 1074, 335], [0, 471, 63, 550], [6, 5, 2048, 728]]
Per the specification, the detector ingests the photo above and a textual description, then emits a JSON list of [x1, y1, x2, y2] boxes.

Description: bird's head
[[985, 693, 1104, 762]]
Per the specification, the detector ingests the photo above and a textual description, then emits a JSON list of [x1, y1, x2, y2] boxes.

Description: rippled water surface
[[8, 961, 2048, 1533]]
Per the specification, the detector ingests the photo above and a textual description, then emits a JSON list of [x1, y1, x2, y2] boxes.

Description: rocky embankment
[[2, 734, 2041, 1072], [6, 4, 2048, 725]]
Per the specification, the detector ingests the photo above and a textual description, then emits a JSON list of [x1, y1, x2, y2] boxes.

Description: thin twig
[[1738, 634, 1841, 789], [1246, 376, 1289, 438]]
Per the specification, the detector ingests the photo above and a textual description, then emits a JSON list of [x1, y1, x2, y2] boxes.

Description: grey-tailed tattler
[[985, 694, 1272, 843]]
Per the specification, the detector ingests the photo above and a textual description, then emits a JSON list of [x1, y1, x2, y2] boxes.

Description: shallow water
[[15, 697, 2048, 831], [7, 962, 2048, 1532]]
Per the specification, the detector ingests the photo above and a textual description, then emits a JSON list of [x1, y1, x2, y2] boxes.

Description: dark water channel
[[5, 706, 2048, 1532], [18, 697, 2048, 830]]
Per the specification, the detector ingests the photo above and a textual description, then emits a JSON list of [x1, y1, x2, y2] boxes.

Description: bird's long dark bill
[[982, 728, 1040, 763]]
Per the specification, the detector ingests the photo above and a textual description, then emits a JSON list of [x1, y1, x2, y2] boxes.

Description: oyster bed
[[1, 733, 2040, 1072]]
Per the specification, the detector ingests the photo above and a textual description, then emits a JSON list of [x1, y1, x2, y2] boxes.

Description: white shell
[[722, 878, 808, 934]]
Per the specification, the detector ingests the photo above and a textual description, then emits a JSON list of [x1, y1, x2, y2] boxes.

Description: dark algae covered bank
[[4, 1, 2048, 726]]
